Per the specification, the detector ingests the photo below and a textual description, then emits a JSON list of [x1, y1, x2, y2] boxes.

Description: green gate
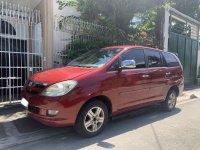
[[168, 32, 198, 84]]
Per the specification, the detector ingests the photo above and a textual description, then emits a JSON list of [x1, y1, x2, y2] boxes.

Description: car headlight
[[41, 80, 78, 97]]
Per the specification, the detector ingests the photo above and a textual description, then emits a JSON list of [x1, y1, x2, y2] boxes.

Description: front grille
[[25, 80, 47, 94], [28, 105, 40, 114]]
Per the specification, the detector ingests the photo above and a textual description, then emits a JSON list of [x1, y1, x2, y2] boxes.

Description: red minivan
[[21, 46, 184, 137]]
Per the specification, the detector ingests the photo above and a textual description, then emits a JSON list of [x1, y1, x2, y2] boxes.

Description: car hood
[[30, 67, 95, 85]]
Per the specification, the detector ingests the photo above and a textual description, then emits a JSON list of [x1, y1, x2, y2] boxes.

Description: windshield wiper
[[67, 65, 94, 68]]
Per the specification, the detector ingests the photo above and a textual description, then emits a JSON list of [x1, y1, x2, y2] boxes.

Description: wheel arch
[[75, 95, 113, 122], [168, 85, 179, 97]]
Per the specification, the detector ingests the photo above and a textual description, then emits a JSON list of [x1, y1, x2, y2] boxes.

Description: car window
[[145, 49, 163, 68], [122, 49, 146, 69], [162, 52, 180, 67], [160, 52, 168, 67], [67, 48, 123, 68], [107, 59, 120, 71]]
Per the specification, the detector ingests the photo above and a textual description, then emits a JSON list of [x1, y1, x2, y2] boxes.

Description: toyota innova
[[21, 46, 184, 137]]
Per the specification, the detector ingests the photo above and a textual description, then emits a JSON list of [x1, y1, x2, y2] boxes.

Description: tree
[[57, 0, 200, 49], [130, 8, 157, 46], [169, 0, 200, 21], [57, 0, 158, 38]]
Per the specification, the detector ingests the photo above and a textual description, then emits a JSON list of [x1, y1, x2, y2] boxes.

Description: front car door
[[116, 48, 150, 110]]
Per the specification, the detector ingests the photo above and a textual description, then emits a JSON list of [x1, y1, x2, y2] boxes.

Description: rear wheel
[[162, 89, 177, 111], [74, 100, 108, 137]]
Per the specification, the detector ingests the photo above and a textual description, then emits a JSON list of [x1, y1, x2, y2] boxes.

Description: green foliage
[[130, 8, 157, 47], [167, 0, 200, 21], [57, 0, 79, 9], [57, 0, 157, 35], [57, 0, 200, 55], [62, 39, 114, 64]]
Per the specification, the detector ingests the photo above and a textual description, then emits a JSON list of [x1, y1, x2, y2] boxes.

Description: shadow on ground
[[0, 105, 24, 118], [0, 124, 6, 139], [13, 117, 50, 133], [60, 106, 181, 150], [6, 105, 181, 150]]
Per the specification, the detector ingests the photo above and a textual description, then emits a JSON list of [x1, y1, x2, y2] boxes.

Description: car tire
[[162, 89, 177, 112], [74, 100, 109, 137]]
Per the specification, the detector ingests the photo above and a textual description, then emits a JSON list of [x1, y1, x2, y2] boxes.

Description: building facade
[[0, 0, 200, 104]]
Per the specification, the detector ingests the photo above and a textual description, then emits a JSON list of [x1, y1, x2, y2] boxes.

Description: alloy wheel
[[84, 107, 105, 133], [168, 92, 176, 109]]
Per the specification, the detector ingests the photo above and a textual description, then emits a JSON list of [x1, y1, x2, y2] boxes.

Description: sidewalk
[[0, 86, 199, 149], [178, 85, 200, 101], [0, 104, 73, 149]]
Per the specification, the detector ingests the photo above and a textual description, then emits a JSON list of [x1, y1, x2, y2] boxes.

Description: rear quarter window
[[162, 52, 180, 67], [145, 49, 164, 68]]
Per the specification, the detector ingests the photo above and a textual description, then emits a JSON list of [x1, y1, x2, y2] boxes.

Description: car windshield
[[67, 48, 123, 68]]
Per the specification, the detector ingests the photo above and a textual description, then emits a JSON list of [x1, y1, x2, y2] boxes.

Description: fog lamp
[[48, 110, 59, 116]]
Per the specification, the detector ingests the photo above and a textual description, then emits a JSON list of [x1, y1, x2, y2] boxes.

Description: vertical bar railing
[[0, 1, 43, 105], [53, 16, 125, 66]]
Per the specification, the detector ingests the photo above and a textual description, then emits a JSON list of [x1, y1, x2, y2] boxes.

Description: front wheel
[[162, 90, 177, 111], [74, 100, 108, 137]]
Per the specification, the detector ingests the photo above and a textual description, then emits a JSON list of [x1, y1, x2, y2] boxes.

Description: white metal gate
[[0, 2, 43, 104]]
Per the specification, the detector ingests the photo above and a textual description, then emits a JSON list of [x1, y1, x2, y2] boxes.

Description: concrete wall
[[35, 0, 81, 68], [163, 8, 170, 52], [53, 0, 80, 66], [35, 0, 54, 69]]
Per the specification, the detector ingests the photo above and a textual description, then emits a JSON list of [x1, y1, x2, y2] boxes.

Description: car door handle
[[142, 75, 149, 78]]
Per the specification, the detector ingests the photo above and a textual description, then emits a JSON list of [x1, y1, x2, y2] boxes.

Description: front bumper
[[28, 111, 72, 127], [21, 97, 72, 127], [21, 92, 82, 127]]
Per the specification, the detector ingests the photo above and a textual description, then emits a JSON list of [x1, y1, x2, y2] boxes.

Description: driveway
[[1, 97, 200, 150]]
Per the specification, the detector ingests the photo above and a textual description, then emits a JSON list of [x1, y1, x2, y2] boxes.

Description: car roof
[[105, 45, 163, 52]]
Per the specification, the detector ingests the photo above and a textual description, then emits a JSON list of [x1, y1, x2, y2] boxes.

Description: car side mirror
[[121, 60, 136, 69]]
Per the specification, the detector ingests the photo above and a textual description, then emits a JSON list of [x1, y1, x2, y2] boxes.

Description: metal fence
[[168, 8, 200, 84], [53, 16, 126, 66], [0, 1, 43, 104], [170, 13, 199, 41]]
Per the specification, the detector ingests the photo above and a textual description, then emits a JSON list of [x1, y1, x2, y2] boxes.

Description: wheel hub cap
[[84, 107, 105, 133], [168, 92, 176, 109]]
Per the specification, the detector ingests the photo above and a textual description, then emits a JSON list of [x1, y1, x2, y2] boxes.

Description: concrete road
[[3, 98, 200, 150]]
